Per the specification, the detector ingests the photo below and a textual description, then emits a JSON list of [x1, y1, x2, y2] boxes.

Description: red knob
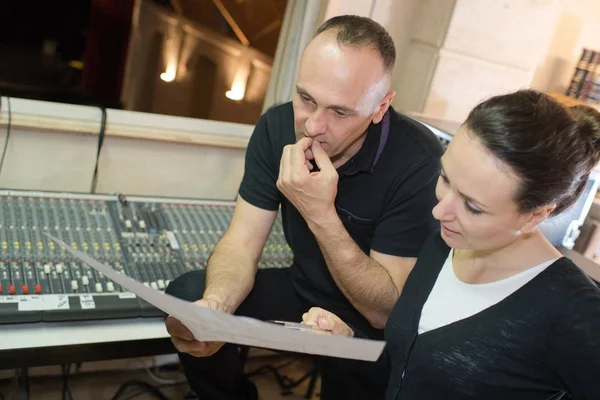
[[35, 284, 42, 294], [9, 285, 15, 295], [22, 284, 29, 295]]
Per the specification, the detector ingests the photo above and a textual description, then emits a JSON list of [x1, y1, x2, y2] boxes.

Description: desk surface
[[2, 318, 168, 352], [1, 318, 172, 369]]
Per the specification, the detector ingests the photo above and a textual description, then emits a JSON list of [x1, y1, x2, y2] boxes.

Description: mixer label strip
[[17, 294, 70, 311], [80, 294, 96, 309]]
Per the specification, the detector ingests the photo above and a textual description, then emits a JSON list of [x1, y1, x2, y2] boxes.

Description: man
[[165, 15, 443, 400]]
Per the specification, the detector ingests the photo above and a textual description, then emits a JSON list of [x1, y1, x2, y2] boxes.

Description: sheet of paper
[[45, 233, 386, 362]]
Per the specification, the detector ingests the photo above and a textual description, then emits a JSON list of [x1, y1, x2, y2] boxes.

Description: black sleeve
[[548, 282, 600, 399], [346, 323, 368, 339], [370, 159, 441, 257], [238, 111, 281, 211]]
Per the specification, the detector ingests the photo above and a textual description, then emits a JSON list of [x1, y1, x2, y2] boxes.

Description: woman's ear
[[519, 203, 556, 234]]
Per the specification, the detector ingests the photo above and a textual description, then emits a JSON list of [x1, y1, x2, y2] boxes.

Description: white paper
[[45, 233, 386, 362]]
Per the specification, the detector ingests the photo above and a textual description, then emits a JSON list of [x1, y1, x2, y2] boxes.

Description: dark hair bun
[[465, 90, 600, 217], [570, 105, 600, 156]]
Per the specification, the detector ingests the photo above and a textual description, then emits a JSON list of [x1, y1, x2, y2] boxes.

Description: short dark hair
[[314, 15, 395, 72], [464, 89, 600, 216]]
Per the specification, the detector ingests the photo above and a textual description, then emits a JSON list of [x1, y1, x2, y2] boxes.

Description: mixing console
[[0, 191, 293, 324]]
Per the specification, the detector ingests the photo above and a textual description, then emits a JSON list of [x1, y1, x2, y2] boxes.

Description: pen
[[267, 320, 320, 330]]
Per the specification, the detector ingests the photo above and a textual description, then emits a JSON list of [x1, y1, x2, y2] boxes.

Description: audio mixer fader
[[0, 191, 293, 324]]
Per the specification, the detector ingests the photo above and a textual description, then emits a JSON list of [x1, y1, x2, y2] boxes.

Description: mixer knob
[[95, 282, 103, 292], [150, 281, 158, 290], [56, 264, 63, 274], [82, 276, 89, 286], [157, 279, 165, 289], [139, 220, 146, 229], [35, 284, 42, 294], [143, 282, 150, 287], [44, 264, 51, 274], [125, 220, 132, 229], [71, 280, 79, 291], [106, 282, 115, 292], [22, 284, 28, 294]]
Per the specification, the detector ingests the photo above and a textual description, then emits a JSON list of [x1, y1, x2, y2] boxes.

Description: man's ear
[[372, 90, 395, 124], [520, 203, 556, 234]]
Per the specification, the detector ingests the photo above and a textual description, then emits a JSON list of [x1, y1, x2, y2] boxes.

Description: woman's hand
[[302, 307, 354, 337]]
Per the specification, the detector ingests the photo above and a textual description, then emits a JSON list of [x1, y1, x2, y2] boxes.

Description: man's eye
[[300, 95, 313, 104]]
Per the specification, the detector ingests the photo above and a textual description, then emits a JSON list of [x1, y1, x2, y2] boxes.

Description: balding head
[[291, 16, 396, 168], [313, 15, 396, 75]]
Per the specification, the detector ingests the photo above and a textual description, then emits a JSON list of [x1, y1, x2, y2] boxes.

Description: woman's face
[[432, 128, 538, 251]]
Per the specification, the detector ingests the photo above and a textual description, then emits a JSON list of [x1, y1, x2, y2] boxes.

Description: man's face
[[292, 32, 392, 168]]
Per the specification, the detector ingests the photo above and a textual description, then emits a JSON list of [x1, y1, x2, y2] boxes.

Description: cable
[[128, 358, 182, 385], [62, 364, 75, 400], [119, 381, 188, 400], [245, 358, 298, 379], [110, 380, 171, 400], [0, 96, 12, 177], [90, 106, 107, 193], [142, 364, 179, 385]]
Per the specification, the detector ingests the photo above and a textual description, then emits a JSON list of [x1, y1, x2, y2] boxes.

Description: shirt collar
[[337, 108, 391, 177]]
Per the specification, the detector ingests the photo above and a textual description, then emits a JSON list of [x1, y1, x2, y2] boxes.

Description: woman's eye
[[464, 201, 482, 215]]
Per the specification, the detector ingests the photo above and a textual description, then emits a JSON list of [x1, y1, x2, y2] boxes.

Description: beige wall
[[0, 98, 101, 193], [394, 0, 561, 122], [121, 1, 272, 125], [316, 0, 424, 112], [0, 96, 254, 200], [319, 0, 562, 122], [532, 0, 600, 94]]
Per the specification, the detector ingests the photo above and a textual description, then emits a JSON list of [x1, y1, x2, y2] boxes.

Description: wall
[[313, 0, 562, 122], [314, 0, 422, 112], [0, 95, 254, 199], [394, 0, 561, 122], [121, 0, 272, 125], [532, 0, 600, 94], [0, 97, 101, 193]]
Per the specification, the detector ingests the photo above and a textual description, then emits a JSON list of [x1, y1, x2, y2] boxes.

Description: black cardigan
[[380, 232, 600, 400]]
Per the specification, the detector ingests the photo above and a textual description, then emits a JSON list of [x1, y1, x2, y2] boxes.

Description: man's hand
[[277, 138, 339, 224], [165, 297, 226, 357], [302, 307, 354, 337]]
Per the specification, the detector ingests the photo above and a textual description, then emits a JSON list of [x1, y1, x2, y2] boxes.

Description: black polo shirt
[[238, 102, 443, 338]]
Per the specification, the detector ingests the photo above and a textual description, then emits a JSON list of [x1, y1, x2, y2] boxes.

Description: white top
[[418, 250, 557, 334]]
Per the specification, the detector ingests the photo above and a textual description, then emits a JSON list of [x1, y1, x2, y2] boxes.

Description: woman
[[303, 90, 600, 399]]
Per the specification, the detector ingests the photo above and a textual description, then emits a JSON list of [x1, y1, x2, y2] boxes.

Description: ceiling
[[166, 0, 287, 58]]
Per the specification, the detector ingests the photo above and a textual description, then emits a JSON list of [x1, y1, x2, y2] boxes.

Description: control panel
[[0, 191, 292, 324]]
